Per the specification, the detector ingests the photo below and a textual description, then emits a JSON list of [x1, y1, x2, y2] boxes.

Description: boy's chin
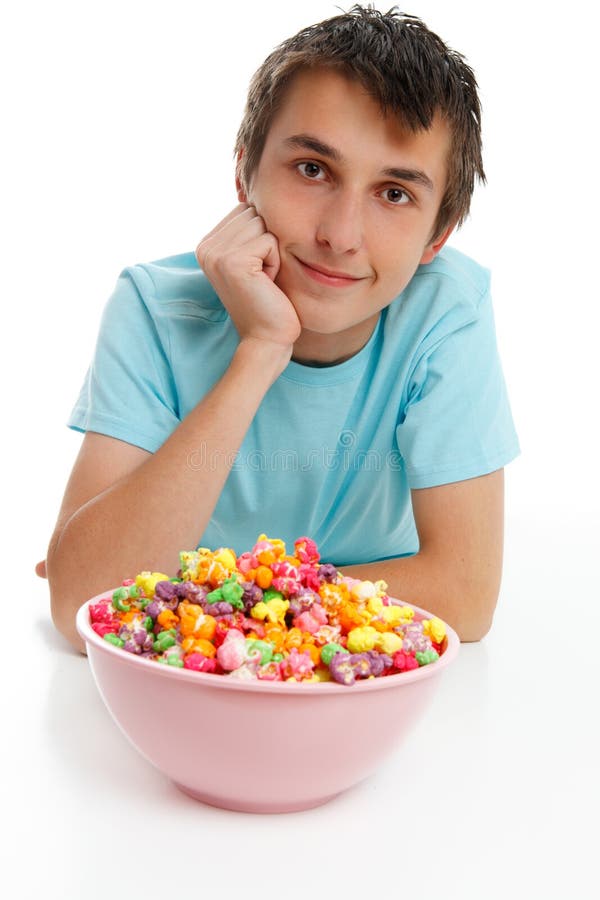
[[292, 309, 344, 337]]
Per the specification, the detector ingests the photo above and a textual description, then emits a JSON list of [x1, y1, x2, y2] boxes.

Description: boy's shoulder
[[383, 246, 493, 345], [124, 251, 227, 321], [412, 245, 490, 300]]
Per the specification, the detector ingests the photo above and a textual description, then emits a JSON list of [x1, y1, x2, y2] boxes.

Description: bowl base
[[172, 781, 342, 814]]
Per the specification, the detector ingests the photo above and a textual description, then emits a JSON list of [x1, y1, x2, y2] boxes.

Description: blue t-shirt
[[68, 247, 520, 565]]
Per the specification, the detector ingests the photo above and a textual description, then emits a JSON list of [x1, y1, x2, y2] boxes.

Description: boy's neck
[[291, 312, 380, 367]]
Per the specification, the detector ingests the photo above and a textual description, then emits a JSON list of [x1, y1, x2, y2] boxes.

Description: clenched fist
[[196, 203, 302, 352]]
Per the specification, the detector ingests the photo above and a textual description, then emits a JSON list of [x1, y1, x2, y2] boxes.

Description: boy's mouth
[[294, 256, 365, 287]]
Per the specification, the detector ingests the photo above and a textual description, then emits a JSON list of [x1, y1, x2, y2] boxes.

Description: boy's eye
[[296, 164, 411, 205], [383, 187, 410, 205], [297, 162, 324, 179]]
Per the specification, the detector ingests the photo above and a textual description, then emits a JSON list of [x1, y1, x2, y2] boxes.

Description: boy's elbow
[[446, 580, 498, 643], [49, 585, 87, 655], [455, 616, 493, 643], [47, 547, 87, 656]]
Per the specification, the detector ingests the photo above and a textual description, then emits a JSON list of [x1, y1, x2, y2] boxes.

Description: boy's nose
[[316, 191, 364, 254]]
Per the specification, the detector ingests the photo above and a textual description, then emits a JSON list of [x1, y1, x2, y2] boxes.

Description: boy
[[41, 5, 520, 652]]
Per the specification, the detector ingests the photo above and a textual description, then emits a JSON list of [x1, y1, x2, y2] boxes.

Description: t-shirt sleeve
[[395, 287, 520, 488], [67, 267, 180, 453]]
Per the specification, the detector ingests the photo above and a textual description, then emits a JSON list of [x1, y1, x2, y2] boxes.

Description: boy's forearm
[[338, 552, 498, 643], [47, 338, 291, 650]]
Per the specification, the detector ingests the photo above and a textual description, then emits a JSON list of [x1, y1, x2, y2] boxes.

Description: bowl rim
[[76, 586, 460, 696]]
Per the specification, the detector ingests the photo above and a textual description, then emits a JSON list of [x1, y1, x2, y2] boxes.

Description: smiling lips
[[295, 256, 365, 287]]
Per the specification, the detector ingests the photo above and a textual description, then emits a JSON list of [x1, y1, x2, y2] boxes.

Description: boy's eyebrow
[[283, 133, 435, 191]]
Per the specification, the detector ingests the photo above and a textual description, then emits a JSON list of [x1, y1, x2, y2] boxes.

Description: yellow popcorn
[[250, 598, 289, 625], [366, 595, 384, 615], [347, 625, 378, 652], [423, 616, 446, 643], [135, 571, 171, 596], [214, 548, 237, 570], [380, 605, 403, 626], [312, 666, 332, 682], [375, 631, 404, 655]]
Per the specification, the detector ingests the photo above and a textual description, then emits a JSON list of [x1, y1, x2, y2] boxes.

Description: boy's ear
[[235, 148, 247, 203], [419, 221, 457, 265]]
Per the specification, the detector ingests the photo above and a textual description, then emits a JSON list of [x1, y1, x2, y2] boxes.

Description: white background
[[2, 1, 598, 897]]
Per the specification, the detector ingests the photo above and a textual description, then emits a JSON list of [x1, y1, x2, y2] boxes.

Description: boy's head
[[235, 5, 484, 242]]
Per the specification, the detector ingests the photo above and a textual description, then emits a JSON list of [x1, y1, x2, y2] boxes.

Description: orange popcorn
[[284, 627, 304, 650], [300, 642, 321, 666], [263, 624, 286, 653], [338, 602, 371, 633], [255, 565, 273, 589], [157, 609, 179, 630], [318, 581, 350, 615], [182, 637, 216, 658], [179, 606, 217, 641], [207, 560, 229, 588], [282, 555, 301, 567]]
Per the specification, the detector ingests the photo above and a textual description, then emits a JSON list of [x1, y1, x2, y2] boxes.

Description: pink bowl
[[76, 589, 459, 813]]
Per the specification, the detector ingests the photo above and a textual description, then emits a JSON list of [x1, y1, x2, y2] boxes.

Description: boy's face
[[240, 67, 454, 363]]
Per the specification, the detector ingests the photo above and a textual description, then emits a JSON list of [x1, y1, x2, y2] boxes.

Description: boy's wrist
[[234, 336, 293, 379]]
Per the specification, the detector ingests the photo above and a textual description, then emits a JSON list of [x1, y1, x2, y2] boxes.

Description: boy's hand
[[195, 203, 302, 350]]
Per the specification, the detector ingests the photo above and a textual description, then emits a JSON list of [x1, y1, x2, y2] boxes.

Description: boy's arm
[[46, 203, 300, 653], [46, 341, 291, 653], [338, 468, 505, 642]]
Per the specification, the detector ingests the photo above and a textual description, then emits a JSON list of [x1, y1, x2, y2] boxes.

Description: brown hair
[[234, 4, 485, 239]]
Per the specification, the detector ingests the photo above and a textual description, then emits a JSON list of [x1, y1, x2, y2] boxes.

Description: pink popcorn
[[236, 552, 254, 575], [271, 560, 301, 595], [313, 623, 342, 646], [279, 647, 315, 681], [293, 603, 328, 634], [89, 599, 117, 624], [297, 563, 321, 591], [294, 537, 320, 565], [184, 653, 217, 673], [91, 621, 120, 638], [216, 629, 247, 671], [256, 661, 283, 681]]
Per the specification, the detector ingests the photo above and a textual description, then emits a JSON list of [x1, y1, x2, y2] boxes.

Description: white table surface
[[4, 500, 598, 900]]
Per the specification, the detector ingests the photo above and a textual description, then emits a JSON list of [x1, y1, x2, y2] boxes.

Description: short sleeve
[[67, 268, 180, 452], [395, 288, 520, 488]]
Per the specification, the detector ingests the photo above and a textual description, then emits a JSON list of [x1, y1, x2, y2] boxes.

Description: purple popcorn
[[318, 563, 338, 583], [287, 598, 301, 616], [144, 600, 164, 620], [329, 651, 373, 686], [121, 625, 154, 655], [287, 588, 319, 616], [364, 650, 393, 677], [176, 581, 206, 602], [205, 601, 233, 617], [403, 634, 432, 653], [135, 628, 154, 652], [327, 650, 394, 685], [154, 581, 179, 609], [402, 623, 432, 654], [240, 581, 263, 613], [154, 580, 177, 600]]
